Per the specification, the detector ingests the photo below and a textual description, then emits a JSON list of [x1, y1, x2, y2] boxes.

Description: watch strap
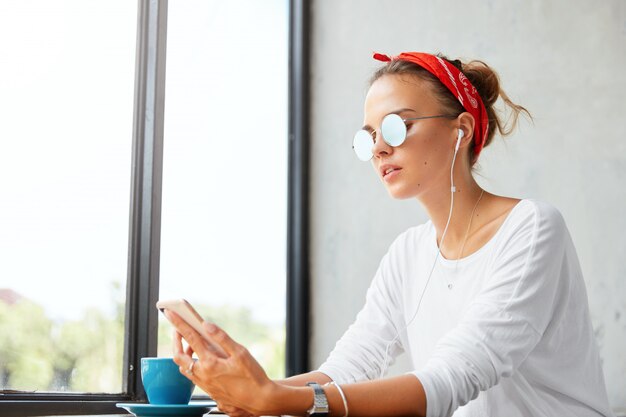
[[306, 382, 329, 416]]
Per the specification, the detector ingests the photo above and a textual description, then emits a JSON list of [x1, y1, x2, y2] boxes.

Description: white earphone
[[455, 129, 464, 151]]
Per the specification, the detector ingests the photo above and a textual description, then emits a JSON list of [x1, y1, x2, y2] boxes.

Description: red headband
[[373, 52, 489, 160]]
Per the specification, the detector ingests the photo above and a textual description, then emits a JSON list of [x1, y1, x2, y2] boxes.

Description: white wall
[[308, 0, 626, 410]]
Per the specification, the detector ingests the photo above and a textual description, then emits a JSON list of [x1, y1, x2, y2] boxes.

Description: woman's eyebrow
[[361, 108, 416, 131]]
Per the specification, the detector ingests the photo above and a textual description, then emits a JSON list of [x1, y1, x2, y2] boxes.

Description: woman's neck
[[420, 177, 487, 254]]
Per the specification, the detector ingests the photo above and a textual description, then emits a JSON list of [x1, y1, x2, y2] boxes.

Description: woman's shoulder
[[507, 198, 567, 230], [496, 197, 570, 250]]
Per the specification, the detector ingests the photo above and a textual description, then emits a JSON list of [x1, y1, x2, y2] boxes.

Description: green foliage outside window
[[0, 284, 284, 393]]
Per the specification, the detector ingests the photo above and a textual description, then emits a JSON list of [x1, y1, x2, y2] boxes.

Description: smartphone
[[156, 298, 227, 358]]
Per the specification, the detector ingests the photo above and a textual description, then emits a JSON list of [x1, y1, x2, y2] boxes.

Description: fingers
[[184, 359, 196, 377], [203, 322, 245, 358], [172, 328, 196, 361], [172, 330, 199, 382], [172, 330, 184, 355], [165, 310, 210, 360], [175, 356, 198, 383], [172, 331, 191, 373]]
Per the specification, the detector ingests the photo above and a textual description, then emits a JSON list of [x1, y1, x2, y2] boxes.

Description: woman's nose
[[372, 129, 392, 158]]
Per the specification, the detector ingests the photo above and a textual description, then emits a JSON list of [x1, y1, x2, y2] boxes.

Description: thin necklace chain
[[453, 189, 485, 273]]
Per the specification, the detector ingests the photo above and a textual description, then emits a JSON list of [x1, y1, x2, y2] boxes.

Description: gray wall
[[308, 0, 626, 410]]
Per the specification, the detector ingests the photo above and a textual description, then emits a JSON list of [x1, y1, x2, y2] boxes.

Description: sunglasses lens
[[353, 130, 374, 161], [381, 114, 407, 146]]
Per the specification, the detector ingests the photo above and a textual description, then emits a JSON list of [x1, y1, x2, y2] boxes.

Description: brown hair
[[369, 54, 531, 166]]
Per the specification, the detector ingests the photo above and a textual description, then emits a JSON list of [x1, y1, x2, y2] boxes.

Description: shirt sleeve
[[411, 202, 569, 417], [317, 231, 410, 384]]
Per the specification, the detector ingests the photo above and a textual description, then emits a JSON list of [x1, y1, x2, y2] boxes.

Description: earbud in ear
[[455, 129, 464, 151]]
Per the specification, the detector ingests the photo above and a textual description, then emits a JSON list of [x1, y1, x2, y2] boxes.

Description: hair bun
[[462, 60, 501, 108]]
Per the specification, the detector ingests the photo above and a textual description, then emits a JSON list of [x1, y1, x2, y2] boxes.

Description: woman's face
[[363, 73, 458, 200]]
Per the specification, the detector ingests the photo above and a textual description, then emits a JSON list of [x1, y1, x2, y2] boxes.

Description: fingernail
[[206, 323, 217, 334]]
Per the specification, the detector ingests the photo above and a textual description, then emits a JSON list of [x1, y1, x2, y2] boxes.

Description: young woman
[[164, 52, 614, 417]]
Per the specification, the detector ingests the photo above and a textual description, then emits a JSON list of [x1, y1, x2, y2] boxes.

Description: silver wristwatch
[[306, 382, 329, 416]]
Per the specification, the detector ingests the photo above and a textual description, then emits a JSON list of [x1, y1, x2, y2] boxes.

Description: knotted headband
[[373, 52, 489, 160]]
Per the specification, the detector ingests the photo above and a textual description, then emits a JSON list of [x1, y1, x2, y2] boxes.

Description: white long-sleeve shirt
[[318, 199, 614, 417]]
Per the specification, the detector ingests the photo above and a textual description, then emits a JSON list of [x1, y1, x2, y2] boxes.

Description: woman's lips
[[383, 168, 402, 182], [380, 164, 402, 177]]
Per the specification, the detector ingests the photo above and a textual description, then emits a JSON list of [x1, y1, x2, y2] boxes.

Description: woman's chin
[[385, 186, 417, 200]]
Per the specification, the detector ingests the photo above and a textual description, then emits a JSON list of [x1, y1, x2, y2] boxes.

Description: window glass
[[0, 0, 136, 393], [159, 0, 288, 381]]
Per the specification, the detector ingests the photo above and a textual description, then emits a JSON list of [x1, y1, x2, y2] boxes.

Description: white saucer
[[116, 401, 216, 417]]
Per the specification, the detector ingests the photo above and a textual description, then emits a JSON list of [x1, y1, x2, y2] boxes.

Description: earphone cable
[[377, 142, 460, 379]]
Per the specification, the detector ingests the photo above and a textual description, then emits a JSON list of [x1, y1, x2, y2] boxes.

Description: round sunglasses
[[352, 113, 457, 161]]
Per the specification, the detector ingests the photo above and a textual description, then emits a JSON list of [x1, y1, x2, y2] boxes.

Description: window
[[0, 0, 136, 395], [0, 0, 307, 415], [157, 0, 288, 380]]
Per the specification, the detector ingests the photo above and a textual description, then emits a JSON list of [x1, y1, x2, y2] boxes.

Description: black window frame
[[0, 0, 309, 415]]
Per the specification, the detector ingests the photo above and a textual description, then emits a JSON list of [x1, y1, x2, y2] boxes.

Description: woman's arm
[[267, 374, 426, 417], [166, 310, 426, 416], [275, 371, 332, 387]]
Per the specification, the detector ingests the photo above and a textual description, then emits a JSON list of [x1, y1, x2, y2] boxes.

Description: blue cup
[[141, 357, 195, 405]]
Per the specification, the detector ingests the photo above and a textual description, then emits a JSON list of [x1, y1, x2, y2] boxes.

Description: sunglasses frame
[[353, 113, 458, 161]]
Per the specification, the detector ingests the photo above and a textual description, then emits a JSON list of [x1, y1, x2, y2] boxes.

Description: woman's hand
[[164, 310, 277, 416]]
